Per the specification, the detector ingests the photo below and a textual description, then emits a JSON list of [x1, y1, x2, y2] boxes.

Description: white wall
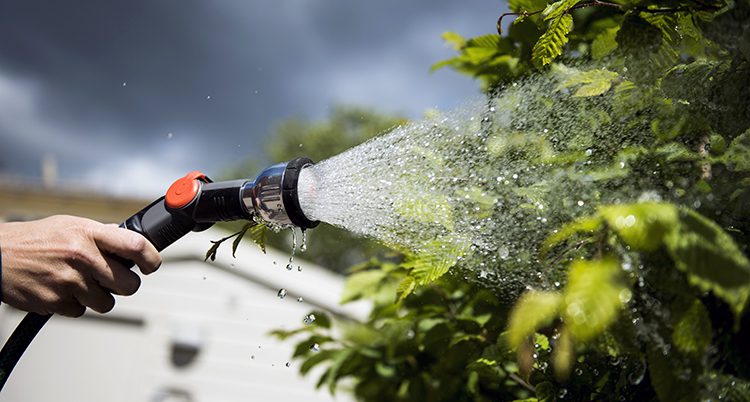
[[0, 228, 367, 402]]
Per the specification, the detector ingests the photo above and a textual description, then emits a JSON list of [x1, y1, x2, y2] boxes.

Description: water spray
[[0, 156, 319, 390]]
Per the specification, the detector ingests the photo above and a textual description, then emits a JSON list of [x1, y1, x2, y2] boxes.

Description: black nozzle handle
[[113, 197, 202, 268]]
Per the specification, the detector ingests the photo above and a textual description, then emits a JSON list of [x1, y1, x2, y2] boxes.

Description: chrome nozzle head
[[241, 157, 319, 229]]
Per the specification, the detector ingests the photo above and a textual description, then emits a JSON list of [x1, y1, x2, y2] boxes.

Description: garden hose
[[0, 157, 317, 392]]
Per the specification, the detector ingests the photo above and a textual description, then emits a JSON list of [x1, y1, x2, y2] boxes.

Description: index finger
[[92, 225, 162, 275]]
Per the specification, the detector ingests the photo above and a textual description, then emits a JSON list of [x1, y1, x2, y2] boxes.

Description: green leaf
[[552, 328, 574, 380], [340, 270, 389, 303], [664, 208, 750, 318], [562, 256, 627, 342], [672, 299, 712, 356], [441, 31, 466, 50], [647, 348, 700, 402], [722, 129, 750, 172], [543, 214, 602, 252], [556, 68, 620, 97], [542, 0, 579, 21], [402, 237, 470, 286], [591, 26, 620, 59], [509, 0, 548, 13], [507, 290, 562, 349], [394, 194, 454, 231], [600, 203, 678, 252], [232, 222, 267, 256], [532, 13, 573, 68], [300, 349, 337, 375], [396, 276, 417, 301]]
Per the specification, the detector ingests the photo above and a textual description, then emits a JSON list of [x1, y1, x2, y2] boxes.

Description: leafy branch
[[204, 222, 268, 261]]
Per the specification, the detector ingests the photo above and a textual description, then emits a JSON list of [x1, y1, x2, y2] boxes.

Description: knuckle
[[56, 269, 81, 288], [65, 241, 91, 265], [129, 235, 148, 254]]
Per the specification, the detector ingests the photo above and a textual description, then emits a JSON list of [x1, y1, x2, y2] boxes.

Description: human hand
[[0, 215, 161, 317]]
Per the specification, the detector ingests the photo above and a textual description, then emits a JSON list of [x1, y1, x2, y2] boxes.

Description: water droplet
[[575, 368, 583, 376], [297, 266, 302, 272], [303, 314, 316, 325], [297, 297, 303, 303], [285, 362, 291, 367], [628, 362, 646, 384], [310, 343, 320, 352], [300, 229, 308, 252], [286, 263, 293, 271], [577, 200, 585, 206], [559, 388, 568, 398], [206, 95, 211, 100], [122, 82, 127, 87], [277, 289, 287, 299], [585, 148, 593, 156], [498, 246, 510, 260], [250, 355, 255, 359]]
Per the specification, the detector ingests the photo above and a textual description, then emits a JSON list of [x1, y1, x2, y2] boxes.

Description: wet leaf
[[600, 203, 678, 252], [562, 256, 627, 342], [672, 299, 712, 356], [664, 208, 750, 318], [532, 13, 573, 67], [507, 290, 562, 349]]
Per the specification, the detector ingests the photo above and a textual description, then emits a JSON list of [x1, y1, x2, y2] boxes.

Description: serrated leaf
[[722, 129, 750, 172], [402, 237, 469, 286], [556, 69, 620, 97], [562, 256, 627, 342], [600, 203, 678, 252], [672, 299, 712, 356], [396, 276, 416, 301], [394, 194, 454, 231], [232, 222, 267, 257], [542, 0, 579, 21], [664, 208, 750, 318], [507, 290, 562, 348], [532, 13, 573, 68], [591, 26, 620, 59]]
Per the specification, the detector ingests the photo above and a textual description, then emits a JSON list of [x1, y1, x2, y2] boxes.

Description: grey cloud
[[0, 0, 506, 195]]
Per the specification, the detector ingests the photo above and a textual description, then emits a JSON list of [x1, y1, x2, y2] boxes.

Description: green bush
[[267, 1, 750, 401]]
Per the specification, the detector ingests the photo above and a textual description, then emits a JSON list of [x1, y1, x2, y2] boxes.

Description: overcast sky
[[0, 0, 503, 197]]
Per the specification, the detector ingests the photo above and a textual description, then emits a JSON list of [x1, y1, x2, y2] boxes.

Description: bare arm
[[0, 215, 161, 317]]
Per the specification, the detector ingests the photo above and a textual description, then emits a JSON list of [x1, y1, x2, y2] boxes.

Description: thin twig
[[509, 372, 537, 392]]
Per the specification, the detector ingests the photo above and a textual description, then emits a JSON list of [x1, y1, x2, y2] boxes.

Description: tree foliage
[[270, 1, 750, 401]]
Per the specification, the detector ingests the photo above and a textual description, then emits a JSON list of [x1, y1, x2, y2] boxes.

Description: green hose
[[0, 313, 51, 391]]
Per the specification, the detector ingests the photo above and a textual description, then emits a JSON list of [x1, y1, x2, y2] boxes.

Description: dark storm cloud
[[0, 0, 503, 196]]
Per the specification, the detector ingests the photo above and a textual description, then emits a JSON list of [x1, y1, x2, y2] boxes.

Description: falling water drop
[[300, 229, 308, 252], [303, 314, 316, 325], [277, 289, 287, 299], [310, 343, 320, 352]]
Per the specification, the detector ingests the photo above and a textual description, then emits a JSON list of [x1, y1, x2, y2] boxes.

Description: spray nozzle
[[121, 157, 319, 253], [243, 157, 319, 230]]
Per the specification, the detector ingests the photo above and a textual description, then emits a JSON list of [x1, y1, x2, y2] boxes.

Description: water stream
[[296, 65, 705, 293]]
